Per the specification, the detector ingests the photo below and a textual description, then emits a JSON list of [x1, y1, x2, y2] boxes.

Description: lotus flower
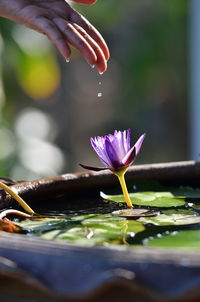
[[81, 130, 145, 208]]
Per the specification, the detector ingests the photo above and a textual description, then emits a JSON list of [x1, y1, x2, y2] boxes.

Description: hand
[[0, 0, 109, 73]]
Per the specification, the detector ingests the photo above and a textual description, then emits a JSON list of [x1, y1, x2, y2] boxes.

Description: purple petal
[[134, 133, 146, 156], [90, 137, 111, 167], [80, 164, 108, 171], [124, 129, 131, 152], [107, 131, 126, 160], [122, 146, 136, 166], [105, 137, 121, 169]]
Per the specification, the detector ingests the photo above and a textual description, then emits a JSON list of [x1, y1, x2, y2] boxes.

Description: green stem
[[115, 170, 133, 208], [0, 181, 35, 215]]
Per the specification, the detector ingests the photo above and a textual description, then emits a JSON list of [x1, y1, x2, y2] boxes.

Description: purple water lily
[[80, 129, 145, 172], [81, 129, 145, 208]]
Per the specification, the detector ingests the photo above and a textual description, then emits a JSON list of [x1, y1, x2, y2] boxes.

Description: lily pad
[[146, 230, 200, 249], [15, 216, 83, 235], [42, 217, 145, 245], [16, 214, 145, 246], [100, 191, 185, 207], [138, 209, 200, 226]]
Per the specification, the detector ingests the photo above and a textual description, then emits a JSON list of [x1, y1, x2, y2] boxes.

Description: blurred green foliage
[[0, 19, 61, 177]]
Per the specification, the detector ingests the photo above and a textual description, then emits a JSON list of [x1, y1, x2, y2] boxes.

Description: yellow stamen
[[0, 181, 35, 215], [114, 169, 133, 208]]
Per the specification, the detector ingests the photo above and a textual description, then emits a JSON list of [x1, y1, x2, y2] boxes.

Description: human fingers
[[72, 23, 107, 74], [53, 17, 97, 66], [71, 0, 97, 5], [35, 17, 71, 59], [70, 12, 110, 61]]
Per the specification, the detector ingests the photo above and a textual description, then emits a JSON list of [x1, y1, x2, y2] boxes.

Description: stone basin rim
[[0, 160, 200, 207]]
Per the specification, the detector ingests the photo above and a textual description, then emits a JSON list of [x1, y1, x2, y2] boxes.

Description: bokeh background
[[0, 0, 196, 180]]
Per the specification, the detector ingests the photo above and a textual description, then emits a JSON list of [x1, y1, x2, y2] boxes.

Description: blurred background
[[0, 0, 197, 180]]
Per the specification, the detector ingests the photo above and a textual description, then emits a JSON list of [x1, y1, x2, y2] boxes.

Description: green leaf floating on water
[[146, 230, 200, 249], [100, 191, 185, 207], [138, 209, 200, 226], [16, 214, 145, 246]]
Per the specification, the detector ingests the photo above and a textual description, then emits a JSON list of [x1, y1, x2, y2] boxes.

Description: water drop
[[97, 92, 102, 98], [91, 65, 95, 69], [65, 58, 70, 63], [99, 81, 102, 85]]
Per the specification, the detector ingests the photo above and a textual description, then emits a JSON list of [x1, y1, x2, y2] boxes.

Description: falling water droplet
[[91, 65, 95, 69], [99, 82, 102, 85], [66, 58, 70, 63], [97, 92, 102, 98]]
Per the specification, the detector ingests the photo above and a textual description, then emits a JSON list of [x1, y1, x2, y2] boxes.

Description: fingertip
[[105, 47, 110, 61], [60, 47, 71, 61], [98, 69, 106, 75], [101, 43, 110, 61], [97, 61, 107, 75], [84, 48, 98, 66], [97, 51, 107, 74], [54, 39, 71, 61], [63, 45, 71, 60]]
